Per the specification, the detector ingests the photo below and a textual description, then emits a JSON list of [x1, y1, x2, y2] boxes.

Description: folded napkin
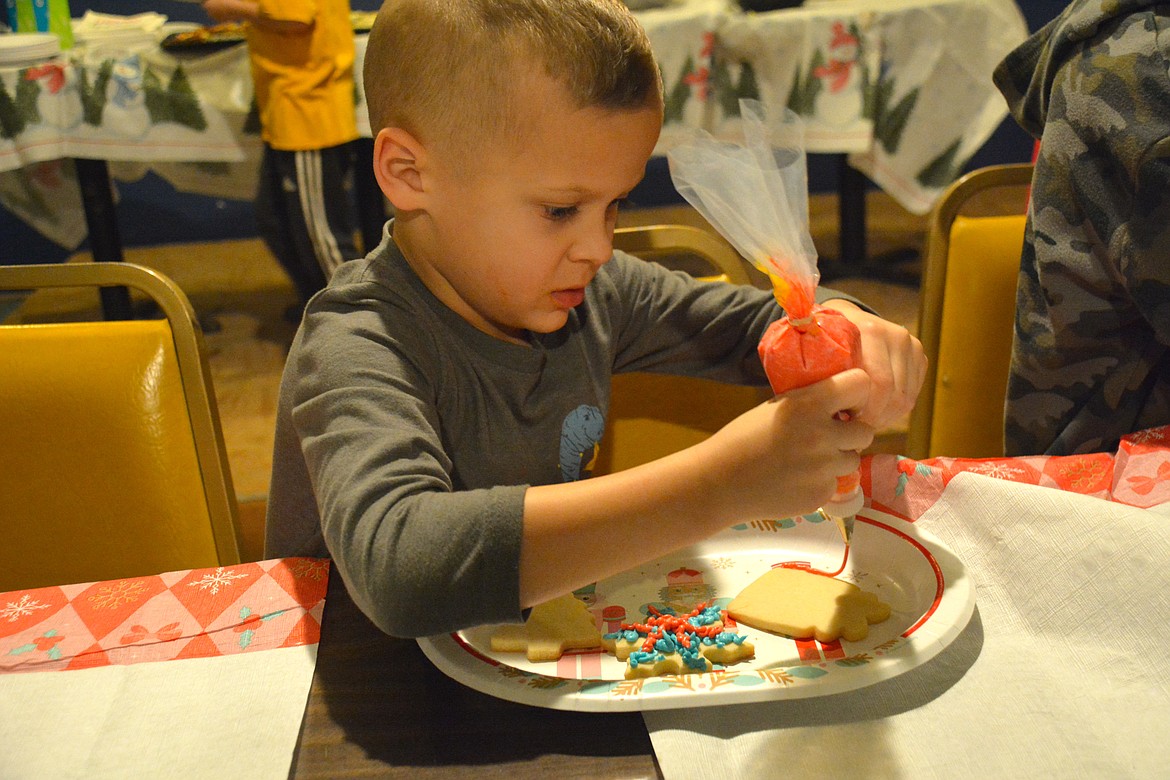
[[645, 474, 1170, 777], [1, 647, 317, 779], [0, 558, 329, 779], [72, 11, 167, 35]]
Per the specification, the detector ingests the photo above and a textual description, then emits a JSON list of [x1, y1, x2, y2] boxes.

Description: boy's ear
[[372, 126, 427, 211]]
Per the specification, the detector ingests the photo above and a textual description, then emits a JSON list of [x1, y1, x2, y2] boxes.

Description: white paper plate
[[417, 507, 975, 711], [0, 33, 59, 66]]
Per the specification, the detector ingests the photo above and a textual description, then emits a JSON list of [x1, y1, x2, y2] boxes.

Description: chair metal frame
[[613, 223, 759, 286], [907, 163, 1034, 460], [0, 261, 243, 571]]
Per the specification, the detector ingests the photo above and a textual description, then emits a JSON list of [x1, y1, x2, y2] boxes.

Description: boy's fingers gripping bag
[[667, 100, 863, 520]]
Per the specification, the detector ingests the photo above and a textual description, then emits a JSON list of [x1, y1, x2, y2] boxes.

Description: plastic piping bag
[[668, 99, 863, 543]]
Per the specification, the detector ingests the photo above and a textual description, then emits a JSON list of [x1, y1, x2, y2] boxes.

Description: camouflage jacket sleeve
[[1005, 8, 1170, 456]]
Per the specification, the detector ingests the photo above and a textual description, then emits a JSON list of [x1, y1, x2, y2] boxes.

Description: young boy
[[266, 0, 926, 638]]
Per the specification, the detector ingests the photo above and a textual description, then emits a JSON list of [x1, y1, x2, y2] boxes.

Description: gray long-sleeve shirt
[[266, 229, 849, 637]]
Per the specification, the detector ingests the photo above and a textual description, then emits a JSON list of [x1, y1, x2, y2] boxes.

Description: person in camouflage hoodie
[[993, 0, 1170, 456]]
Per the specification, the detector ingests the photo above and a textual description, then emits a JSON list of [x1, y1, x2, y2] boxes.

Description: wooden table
[[291, 575, 662, 779]]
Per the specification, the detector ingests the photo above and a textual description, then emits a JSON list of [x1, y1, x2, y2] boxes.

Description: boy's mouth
[[551, 288, 586, 309]]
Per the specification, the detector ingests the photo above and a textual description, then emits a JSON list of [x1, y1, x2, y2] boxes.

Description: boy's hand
[[819, 298, 926, 430], [201, 0, 311, 33], [701, 368, 873, 523]]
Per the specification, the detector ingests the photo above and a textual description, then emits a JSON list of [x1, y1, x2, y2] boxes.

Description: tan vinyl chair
[[906, 163, 1033, 460], [0, 262, 243, 591], [593, 224, 770, 475], [612, 223, 758, 286]]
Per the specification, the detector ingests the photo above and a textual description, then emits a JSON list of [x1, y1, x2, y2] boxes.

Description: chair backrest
[[0, 262, 243, 590], [906, 163, 1033, 460], [612, 223, 759, 286], [594, 224, 769, 475]]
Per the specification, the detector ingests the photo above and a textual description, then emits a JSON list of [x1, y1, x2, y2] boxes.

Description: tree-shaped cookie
[[490, 593, 602, 662]]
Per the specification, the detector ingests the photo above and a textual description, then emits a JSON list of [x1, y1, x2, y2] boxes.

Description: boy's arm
[[519, 368, 874, 608], [518, 291, 920, 609], [602, 254, 919, 430], [201, 0, 313, 34], [514, 262, 919, 607]]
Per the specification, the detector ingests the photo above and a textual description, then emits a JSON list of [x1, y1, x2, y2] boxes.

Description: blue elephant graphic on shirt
[[559, 404, 604, 482]]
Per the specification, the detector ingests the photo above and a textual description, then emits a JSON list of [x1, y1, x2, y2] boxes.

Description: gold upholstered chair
[[0, 262, 243, 591], [906, 163, 1033, 460], [593, 224, 771, 475]]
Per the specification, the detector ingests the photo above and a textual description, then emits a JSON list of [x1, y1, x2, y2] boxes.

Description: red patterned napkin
[[862, 424, 1170, 522], [0, 557, 329, 673]]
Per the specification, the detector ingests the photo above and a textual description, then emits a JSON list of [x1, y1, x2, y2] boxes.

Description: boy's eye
[[542, 197, 628, 222], [544, 204, 579, 221]]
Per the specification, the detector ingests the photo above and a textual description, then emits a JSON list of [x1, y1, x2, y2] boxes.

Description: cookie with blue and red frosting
[[601, 602, 754, 679]]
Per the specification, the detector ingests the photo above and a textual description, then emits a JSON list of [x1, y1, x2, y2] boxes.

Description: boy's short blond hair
[[364, 0, 663, 158]]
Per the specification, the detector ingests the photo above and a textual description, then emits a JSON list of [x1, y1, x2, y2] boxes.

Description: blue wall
[[4, 1, 1068, 262]]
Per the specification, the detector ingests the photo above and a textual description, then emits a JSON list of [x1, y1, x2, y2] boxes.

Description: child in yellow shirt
[[203, 0, 361, 309]]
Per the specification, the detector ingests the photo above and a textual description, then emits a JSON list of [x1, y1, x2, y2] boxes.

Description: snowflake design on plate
[[0, 594, 52, 622], [186, 567, 248, 595], [710, 557, 736, 570]]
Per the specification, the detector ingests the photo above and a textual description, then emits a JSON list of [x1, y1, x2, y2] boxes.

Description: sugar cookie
[[727, 566, 890, 643], [490, 593, 603, 662], [602, 603, 755, 680]]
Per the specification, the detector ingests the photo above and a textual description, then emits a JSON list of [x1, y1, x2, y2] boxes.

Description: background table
[[0, 0, 1026, 300]]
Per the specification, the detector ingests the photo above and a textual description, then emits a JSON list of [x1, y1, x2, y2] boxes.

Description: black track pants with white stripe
[[255, 141, 360, 306]]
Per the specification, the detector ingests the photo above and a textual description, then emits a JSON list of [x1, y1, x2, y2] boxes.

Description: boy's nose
[[572, 220, 615, 268]]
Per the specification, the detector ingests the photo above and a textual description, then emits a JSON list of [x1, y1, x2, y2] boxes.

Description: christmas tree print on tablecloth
[[916, 138, 963, 189], [142, 63, 207, 131], [3, 64, 81, 137], [78, 60, 113, 126], [0, 69, 42, 138], [15, 74, 39, 129], [786, 48, 824, 117], [713, 59, 759, 119], [868, 66, 918, 155], [664, 54, 697, 125]]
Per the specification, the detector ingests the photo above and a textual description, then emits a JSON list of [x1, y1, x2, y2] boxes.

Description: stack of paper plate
[[0, 33, 61, 68], [72, 28, 158, 50]]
